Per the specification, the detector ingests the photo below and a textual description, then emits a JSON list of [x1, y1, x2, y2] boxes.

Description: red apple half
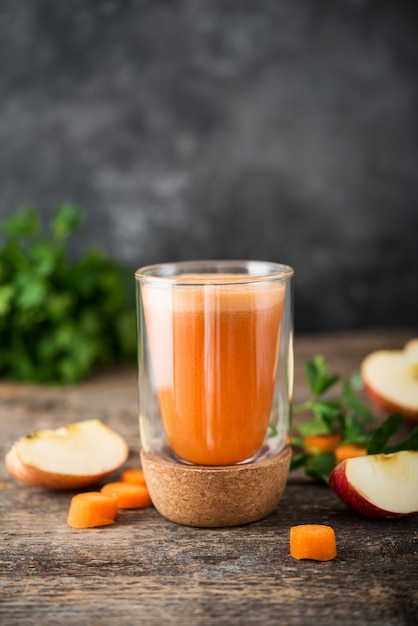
[[5, 419, 129, 490], [360, 339, 418, 422], [329, 450, 418, 518]]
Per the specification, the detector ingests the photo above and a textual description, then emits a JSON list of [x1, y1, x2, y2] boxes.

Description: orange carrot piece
[[303, 433, 342, 455], [101, 481, 152, 509], [335, 443, 367, 463], [120, 468, 147, 486], [67, 491, 119, 529], [290, 524, 337, 561]]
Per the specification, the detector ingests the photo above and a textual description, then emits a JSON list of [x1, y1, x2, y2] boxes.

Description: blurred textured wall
[[0, 0, 417, 332]]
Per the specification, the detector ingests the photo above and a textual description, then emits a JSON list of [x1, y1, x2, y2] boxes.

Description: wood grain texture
[[1, 329, 417, 626]]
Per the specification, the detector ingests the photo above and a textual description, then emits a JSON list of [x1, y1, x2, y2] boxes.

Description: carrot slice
[[303, 434, 342, 455], [101, 481, 152, 509], [67, 491, 119, 529], [120, 468, 147, 486], [290, 524, 337, 561], [335, 443, 367, 463]]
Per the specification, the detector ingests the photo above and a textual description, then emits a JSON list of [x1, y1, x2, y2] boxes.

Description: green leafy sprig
[[290, 355, 418, 483], [0, 205, 136, 384]]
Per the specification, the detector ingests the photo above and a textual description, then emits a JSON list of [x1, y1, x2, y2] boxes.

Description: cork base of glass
[[140, 445, 292, 527]]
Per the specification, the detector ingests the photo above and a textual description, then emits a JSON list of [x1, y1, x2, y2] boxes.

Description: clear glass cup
[[136, 260, 294, 467]]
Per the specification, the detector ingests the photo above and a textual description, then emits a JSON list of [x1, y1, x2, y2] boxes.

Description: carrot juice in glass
[[136, 261, 293, 466]]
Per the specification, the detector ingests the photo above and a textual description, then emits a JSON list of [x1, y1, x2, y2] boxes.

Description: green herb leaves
[[293, 357, 373, 443], [367, 413, 418, 455], [291, 355, 418, 482], [0, 206, 136, 384], [304, 355, 340, 397]]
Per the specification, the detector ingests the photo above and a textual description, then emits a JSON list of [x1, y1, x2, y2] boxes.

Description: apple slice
[[360, 339, 418, 422], [5, 419, 129, 490], [329, 450, 418, 518]]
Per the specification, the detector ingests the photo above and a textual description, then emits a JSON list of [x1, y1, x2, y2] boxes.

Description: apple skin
[[362, 377, 418, 422], [5, 446, 118, 490], [360, 341, 418, 423], [329, 459, 415, 519], [4, 419, 129, 490]]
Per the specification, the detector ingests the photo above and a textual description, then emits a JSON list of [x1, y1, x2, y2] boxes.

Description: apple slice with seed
[[5, 419, 129, 490], [329, 450, 418, 518]]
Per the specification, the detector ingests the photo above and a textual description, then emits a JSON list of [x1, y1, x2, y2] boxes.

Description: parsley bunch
[[0, 205, 136, 384], [290, 355, 418, 482]]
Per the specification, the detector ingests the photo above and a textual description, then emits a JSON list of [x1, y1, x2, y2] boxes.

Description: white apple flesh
[[360, 340, 418, 422], [5, 419, 129, 490], [329, 450, 418, 518]]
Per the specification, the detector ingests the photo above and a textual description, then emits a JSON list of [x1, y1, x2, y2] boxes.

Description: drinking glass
[[136, 260, 294, 468]]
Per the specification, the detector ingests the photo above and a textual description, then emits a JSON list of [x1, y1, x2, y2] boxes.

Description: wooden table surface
[[1, 328, 417, 626]]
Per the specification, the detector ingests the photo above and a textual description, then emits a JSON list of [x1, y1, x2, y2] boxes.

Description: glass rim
[[135, 259, 294, 285]]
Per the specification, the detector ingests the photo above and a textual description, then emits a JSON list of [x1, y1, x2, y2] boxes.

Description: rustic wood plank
[[1, 329, 417, 626]]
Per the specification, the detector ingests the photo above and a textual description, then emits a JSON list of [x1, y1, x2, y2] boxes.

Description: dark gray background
[[0, 0, 417, 332]]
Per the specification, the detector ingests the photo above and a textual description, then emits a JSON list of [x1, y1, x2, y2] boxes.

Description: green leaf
[[304, 355, 340, 397], [297, 399, 343, 437], [267, 424, 278, 438], [341, 413, 372, 445], [0, 284, 15, 316], [367, 413, 404, 455], [16, 275, 48, 309], [383, 426, 418, 454], [289, 435, 305, 448], [305, 454, 336, 483], [51, 204, 83, 240], [312, 400, 342, 421], [57, 357, 87, 384], [30, 242, 61, 277], [290, 453, 309, 472], [0, 208, 40, 240], [342, 381, 373, 421], [304, 361, 319, 395], [115, 308, 137, 360], [297, 412, 333, 436], [46, 293, 74, 321]]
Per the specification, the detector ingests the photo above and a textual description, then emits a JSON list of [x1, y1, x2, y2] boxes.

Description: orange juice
[[142, 276, 285, 465]]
